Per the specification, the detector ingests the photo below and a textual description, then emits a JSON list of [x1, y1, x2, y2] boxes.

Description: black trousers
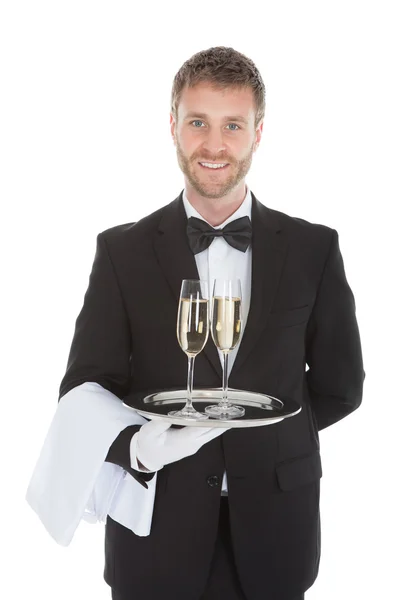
[[111, 497, 305, 600]]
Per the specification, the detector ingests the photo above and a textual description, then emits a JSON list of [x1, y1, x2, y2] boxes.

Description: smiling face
[[170, 82, 263, 201]]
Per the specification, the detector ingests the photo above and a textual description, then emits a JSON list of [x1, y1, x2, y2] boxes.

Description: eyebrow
[[184, 112, 249, 125]]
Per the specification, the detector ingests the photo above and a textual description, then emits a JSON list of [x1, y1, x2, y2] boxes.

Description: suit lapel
[[153, 191, 221, 378], [231, 193, 288, 376]]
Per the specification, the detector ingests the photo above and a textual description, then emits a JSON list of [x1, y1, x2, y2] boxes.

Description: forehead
[[178, 82, 256, 121]]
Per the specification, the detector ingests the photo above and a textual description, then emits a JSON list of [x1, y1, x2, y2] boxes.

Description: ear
[[170, 113, 176, 144], [254, 120, 264, 151]]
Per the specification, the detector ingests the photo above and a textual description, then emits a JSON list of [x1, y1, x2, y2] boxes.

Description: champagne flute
[[204, 279, 245, 419], [169, 279, 210, 419]]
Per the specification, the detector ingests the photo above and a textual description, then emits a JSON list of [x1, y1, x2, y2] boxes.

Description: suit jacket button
[[207, 475, 220, 487]]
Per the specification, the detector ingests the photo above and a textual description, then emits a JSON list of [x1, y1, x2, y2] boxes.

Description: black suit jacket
[[58, 191, 364, 600]]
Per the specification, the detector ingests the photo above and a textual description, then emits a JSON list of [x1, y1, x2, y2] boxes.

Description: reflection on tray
[[146, 397, 279, 411], [123, 388, 300, 429], [143, 388, 284, 411]]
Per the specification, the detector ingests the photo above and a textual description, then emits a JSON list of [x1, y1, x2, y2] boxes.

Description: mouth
[[198, 162, 230, 171]]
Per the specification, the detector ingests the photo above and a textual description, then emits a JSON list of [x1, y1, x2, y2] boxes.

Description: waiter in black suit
[[58, 46, 364, 600]]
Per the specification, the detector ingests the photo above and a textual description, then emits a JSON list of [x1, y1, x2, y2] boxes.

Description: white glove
[[130, 419, 230, 473]]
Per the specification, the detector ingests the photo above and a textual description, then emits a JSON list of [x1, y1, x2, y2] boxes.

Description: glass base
[[204, 403, 245, 419], [168, 406, 208, 420]]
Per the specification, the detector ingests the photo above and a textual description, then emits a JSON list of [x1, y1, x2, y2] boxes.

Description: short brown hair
[[171, 46, 266, 129]]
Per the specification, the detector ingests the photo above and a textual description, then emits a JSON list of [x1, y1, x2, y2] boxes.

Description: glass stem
[[221, 352, 229, 409], [186, 355, 195, 410]]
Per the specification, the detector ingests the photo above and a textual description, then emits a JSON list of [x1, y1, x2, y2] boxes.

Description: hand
[[132, 419, 230, 472]]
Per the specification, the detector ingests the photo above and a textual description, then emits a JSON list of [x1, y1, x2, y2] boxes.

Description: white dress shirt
[[181, 185, 252, 495]]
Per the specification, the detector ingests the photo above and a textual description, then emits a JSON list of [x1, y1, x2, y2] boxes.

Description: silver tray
[[123, 388, 301, 428]]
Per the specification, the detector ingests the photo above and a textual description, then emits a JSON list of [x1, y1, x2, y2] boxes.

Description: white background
[[1, 1, 399, 598]]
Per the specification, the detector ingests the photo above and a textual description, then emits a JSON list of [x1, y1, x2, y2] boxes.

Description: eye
[[189, 120, 240, 131]]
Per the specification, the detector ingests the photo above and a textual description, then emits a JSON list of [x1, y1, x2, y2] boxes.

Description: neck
[[185, 182, 247, 226]]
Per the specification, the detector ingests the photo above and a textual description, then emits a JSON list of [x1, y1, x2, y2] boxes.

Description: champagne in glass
[[168, 279, 210, 419], [205, 279, 245, 419]]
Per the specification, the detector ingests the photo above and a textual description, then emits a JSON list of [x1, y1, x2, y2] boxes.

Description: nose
[[201, 127, 227, 158]]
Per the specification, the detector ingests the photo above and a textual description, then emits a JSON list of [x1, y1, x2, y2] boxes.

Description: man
[[29, 46, 364, 600]]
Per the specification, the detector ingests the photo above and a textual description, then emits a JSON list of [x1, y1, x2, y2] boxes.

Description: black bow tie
[[187, 216, 252, 255]]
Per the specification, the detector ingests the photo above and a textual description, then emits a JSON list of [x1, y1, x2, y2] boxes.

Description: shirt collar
[[182, 185, 252, 228]]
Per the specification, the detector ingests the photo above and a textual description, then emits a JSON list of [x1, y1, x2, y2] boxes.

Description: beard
[[175, 137, 256, 200]]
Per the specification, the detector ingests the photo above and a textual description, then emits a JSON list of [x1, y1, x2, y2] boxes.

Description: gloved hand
[[130, 419, 230, 473]]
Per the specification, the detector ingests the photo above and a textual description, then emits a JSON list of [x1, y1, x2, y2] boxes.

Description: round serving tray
[[123, 388, 301, 428]]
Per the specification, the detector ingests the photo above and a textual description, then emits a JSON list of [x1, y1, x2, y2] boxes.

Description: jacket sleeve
[[58, 232, 153, 488], [105, 424, 156, 487], [305, 229, 365, 430]]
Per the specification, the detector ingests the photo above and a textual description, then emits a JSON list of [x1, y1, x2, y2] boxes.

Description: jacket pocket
[[268, 305, 310, 328], [275, 449, 322, 491]]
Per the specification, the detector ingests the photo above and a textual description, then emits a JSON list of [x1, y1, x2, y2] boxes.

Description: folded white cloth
[[25, 382, 157, 546]]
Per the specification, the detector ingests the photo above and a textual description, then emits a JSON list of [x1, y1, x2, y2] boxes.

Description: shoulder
[[91, 195, 183, 265], [271, 206, 333, 236], [260, 202, 336, 253], [98, 205, 166, 244], [95, 198, 179, 256]]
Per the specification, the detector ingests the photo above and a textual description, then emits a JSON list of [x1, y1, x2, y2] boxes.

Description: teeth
[[200, 162, 227, 169]]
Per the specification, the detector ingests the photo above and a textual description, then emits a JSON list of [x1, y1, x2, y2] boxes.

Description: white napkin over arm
[[26, 381, 158, 546]]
